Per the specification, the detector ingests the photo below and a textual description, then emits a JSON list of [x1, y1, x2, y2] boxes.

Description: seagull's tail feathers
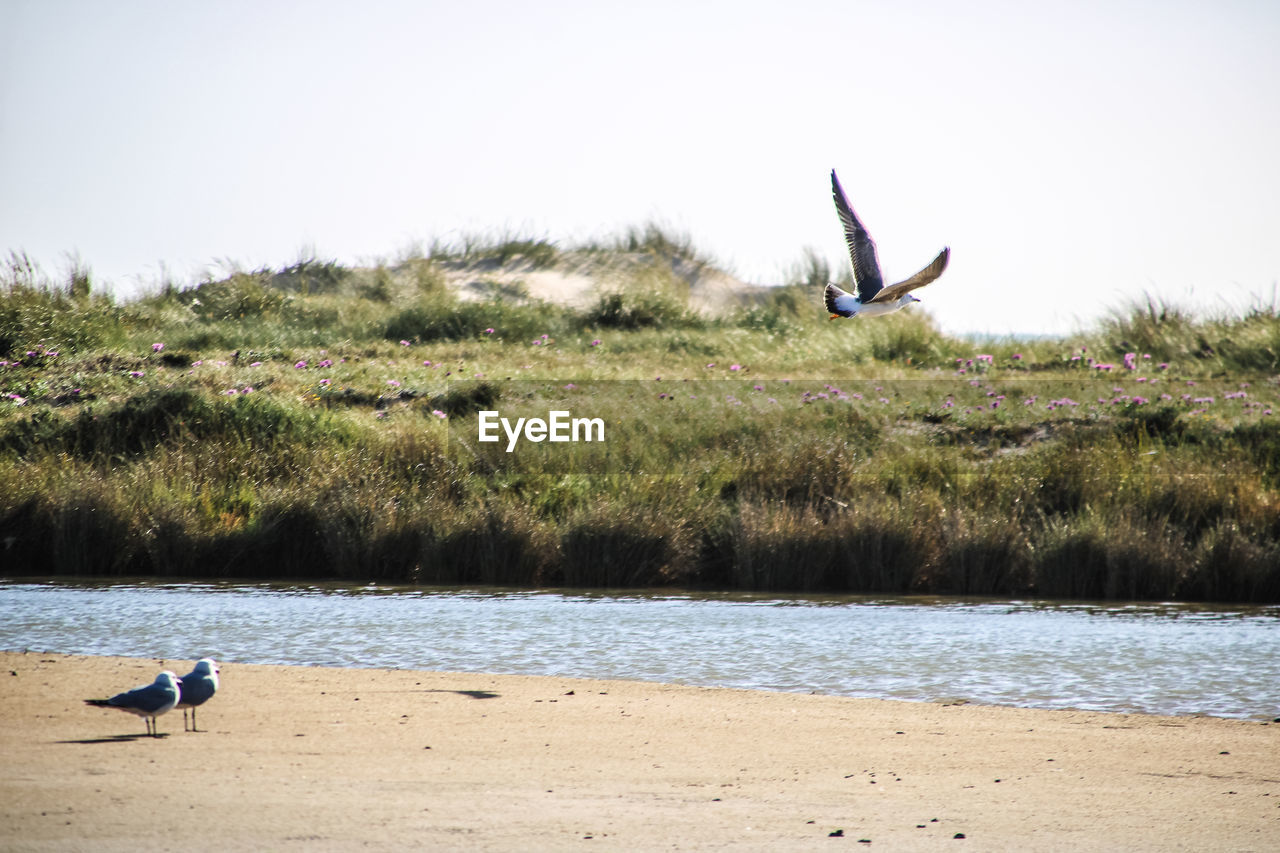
[[824, 283, 856, 318], [84, 699, 111, 707]]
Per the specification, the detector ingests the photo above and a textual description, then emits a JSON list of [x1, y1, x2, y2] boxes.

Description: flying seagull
[[176, 658, 220, 732], [824, 169, 950, 319], [85, 670, 182, 737]]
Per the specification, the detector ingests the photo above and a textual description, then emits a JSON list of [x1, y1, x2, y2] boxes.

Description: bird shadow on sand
[[57, 733, 172, 744], [323, 688, 501, 699], [425, 689, 500, 700]]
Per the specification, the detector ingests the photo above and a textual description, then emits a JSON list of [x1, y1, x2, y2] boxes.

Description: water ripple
[[2, 581, 1278, 718]]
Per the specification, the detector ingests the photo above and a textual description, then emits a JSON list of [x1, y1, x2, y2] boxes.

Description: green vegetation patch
[[3, 235, 1280, 601]]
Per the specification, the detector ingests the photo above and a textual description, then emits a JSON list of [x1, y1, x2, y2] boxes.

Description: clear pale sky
[[2, 0, 1277, 336]]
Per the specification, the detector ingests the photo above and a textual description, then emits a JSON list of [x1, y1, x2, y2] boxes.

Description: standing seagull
[[824, 169, 950, 319], [85, 670, 182, 737], [176, 658, 220, 732]]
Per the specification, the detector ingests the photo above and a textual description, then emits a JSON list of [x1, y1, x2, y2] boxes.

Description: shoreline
[[2, 651, 1277, 850]]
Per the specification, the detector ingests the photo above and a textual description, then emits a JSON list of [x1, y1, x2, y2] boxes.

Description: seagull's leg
[[192, 707, 199, 732], [183, 708, 190, 732]]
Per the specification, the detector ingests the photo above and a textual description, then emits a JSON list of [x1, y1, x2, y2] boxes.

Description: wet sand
[[1, 651, 1276, 851]]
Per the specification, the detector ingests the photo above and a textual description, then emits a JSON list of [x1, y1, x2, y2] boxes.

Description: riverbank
[[2, 652, 1276, 850]]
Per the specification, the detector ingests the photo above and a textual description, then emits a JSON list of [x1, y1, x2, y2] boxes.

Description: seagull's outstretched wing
[[867, 247, 950, 304], [831, 170, 883, 301]]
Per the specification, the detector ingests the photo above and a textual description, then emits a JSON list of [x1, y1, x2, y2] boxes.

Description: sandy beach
[[1, 652, 1276, 851]]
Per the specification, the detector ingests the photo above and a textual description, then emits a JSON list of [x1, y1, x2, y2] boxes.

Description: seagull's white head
[[156, 671, 181, 687], [901, 294, 921, 305], [193, 659, 218, 676]]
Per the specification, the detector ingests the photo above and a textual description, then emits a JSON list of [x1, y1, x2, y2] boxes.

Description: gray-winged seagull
[[85, 670, 182, 737], [824, 169, 950, 319], [176, 658, 220, 732]]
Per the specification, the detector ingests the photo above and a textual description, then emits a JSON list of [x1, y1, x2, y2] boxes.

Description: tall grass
[[1089, 292, 1280, 373], [1, 252, 135, 357], [3, 240, 1280, 601]]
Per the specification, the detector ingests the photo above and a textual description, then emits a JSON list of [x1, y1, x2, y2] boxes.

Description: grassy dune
[[2, 240, 1279, 601]]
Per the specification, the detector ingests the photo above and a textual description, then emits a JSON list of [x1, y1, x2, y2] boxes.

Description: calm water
[[2, 580, 1278, 719]]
